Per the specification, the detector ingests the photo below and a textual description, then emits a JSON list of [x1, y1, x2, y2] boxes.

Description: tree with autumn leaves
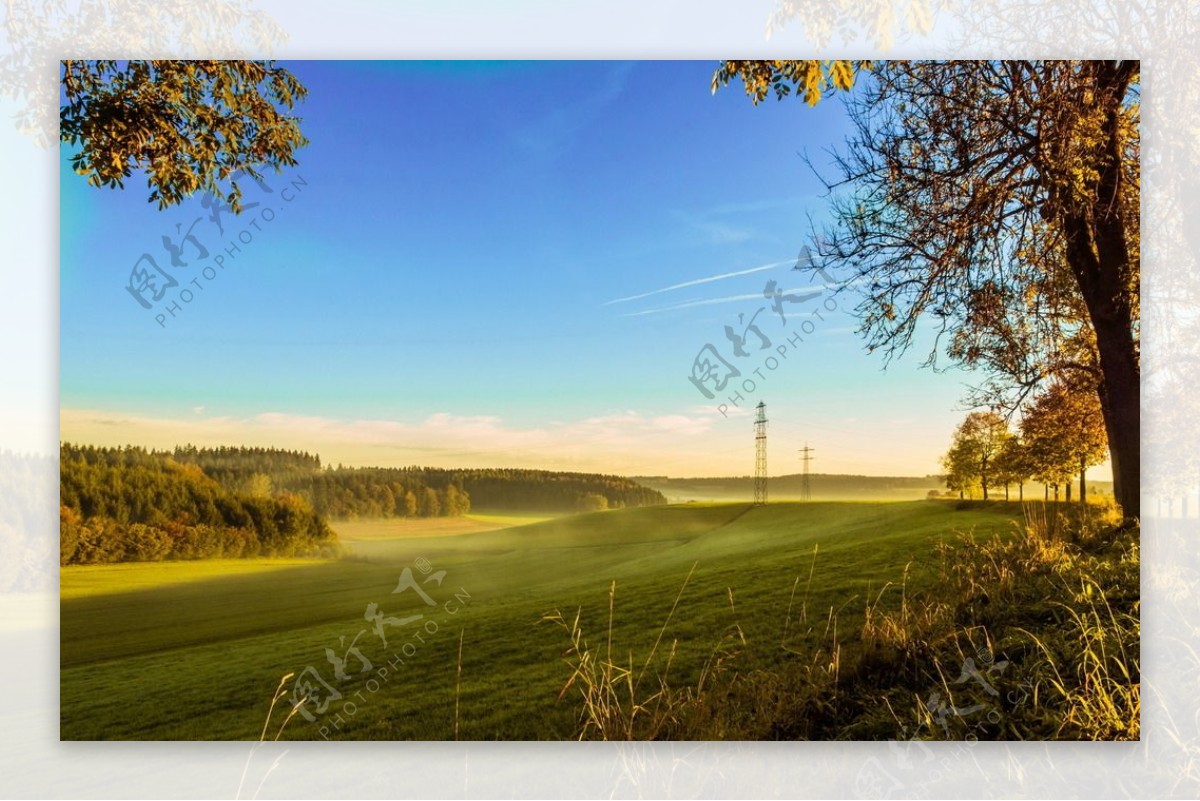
[[942, 380, 1108, 503], [716, 60, 1139, 518], [61, 60, 308, 212], [991, 435, 1032, 502], [942, 411, 1010, 500], [1020, 380, 1109, 503]]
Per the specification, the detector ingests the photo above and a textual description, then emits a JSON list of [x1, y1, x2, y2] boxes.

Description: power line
[[754, 402, 768, 505]]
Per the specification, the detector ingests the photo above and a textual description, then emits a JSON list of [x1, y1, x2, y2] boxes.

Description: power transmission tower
[[754, 402, 768, 505], [798, 443, 815, 501]]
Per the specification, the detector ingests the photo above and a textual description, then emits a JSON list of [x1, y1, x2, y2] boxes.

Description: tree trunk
[[1079, 457, 1087, 505], [1018, 482, 1023, 502], [1053, 484, 1059, 502], [1054, 61, 1140, 520], [1004, 484, 1009, 501], [1091, 315, 1140, 518], [1066, 480, 1072, 503]]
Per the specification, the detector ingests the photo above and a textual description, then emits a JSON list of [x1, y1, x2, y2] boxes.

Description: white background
[[0, 1, 1192, 797]]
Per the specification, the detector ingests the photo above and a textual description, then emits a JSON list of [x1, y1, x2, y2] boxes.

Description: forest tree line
[[60, 444, 336, 564], [61, 444, 667, 563], [165, 446, 666, 515], [166, 446, 471, 519]]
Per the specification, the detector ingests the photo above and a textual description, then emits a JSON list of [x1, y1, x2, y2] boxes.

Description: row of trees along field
[[941, 377, 1109, 502]]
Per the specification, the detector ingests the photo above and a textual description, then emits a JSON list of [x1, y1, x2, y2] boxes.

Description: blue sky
[[60, 60, 998, 477]]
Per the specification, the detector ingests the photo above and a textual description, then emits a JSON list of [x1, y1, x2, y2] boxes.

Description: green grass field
[[60, 501, 1029, 740]]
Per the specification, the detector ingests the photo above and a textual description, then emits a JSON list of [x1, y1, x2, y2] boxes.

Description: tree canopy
[[991, 435, 1032, 500], [711, 60, 866, 105], [60, 59, 308, 212], [1019, 379, 1109, 502], [942, 411, 1011, 500]]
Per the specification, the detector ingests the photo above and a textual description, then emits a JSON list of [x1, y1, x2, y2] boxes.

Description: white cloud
[[60, 405, 730, 476]]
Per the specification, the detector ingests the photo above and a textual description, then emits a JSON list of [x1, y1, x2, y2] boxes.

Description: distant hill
[[633, 473, 942, 502], [633, 473, 1114, 503]]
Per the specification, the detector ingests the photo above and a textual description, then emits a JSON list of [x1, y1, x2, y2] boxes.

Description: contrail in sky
[[621, 287, 824, 317], [603, 259, 792, 306]]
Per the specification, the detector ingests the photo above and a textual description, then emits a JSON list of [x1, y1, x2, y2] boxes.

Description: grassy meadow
[[60, 501, 1137, 741]]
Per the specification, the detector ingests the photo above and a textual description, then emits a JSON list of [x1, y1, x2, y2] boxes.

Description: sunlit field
[[61, 500, 1049, 740]]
